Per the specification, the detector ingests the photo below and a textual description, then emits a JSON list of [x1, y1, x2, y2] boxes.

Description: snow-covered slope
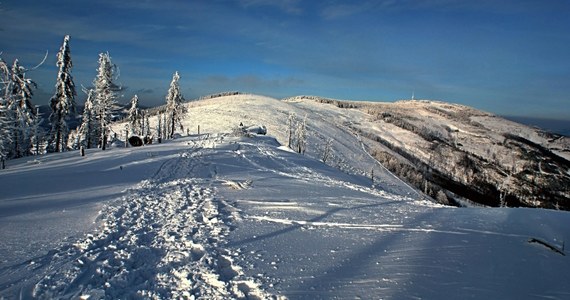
[[2, 94, 570, 299], [285, 96, 569, 209], [127, 94, 418, 197]]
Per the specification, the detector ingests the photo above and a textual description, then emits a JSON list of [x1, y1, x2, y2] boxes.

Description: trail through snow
[[30, 142, 276, 299]]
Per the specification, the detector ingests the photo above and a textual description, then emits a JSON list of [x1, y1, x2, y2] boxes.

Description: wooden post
[[125, 129, 129, 148], [80, 146, 85, 157], [198, 125, 200, 135]]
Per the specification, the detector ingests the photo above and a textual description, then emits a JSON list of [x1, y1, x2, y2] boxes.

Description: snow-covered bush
[[245, 125, 267, 135]]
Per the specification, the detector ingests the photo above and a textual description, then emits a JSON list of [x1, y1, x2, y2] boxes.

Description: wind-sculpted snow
[[32, 147, 275, 299]]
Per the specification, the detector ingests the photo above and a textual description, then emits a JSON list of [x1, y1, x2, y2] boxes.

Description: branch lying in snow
[[528, 238, 565, 256]]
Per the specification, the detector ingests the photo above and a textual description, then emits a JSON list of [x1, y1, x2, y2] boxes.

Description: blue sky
[[1, 0, 569, 119]]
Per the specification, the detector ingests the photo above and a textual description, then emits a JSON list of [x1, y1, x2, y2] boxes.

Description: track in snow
[[32, 147, 275, 299]]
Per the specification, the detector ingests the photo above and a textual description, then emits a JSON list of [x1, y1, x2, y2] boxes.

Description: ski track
[[32, 148, 276, 299], [246, 216, 467, 235]]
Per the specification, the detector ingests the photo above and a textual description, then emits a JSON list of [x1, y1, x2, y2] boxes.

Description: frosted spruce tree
[[9, 59, 37, 158], [49, 35, 76, 153], [0, 59, 12, 167], [127, 94, 141, 136], [76, 89, 98, 149], [93, 52, 119, 150], [165, 71, 186, 139]]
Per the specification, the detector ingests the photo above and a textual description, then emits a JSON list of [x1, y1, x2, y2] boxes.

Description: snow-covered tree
[[140, 110, 146, 137], [287, 112, 295, 148], [162, 112, 169, 139], [93, 52, 119, 150], [0, 105, 10, 167], [49, 35, 76, 153], [9, 59, 36, 114], [294, 114, 308, 155], [156, 113, 163, 142], [8, 59, 37, 158], [436, 189, 449, 205], [165, 71, 186, 139], [144, 114, 151, 138], [320, 138, 333, 163], [0, 59, 12, 166], [76, 89, 98, 149], [30, 106, 45, 155], [127, 94, 142, 136]]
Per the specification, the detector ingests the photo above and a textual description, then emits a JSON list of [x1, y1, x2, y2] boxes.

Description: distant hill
[[503, 116, 570, 137]]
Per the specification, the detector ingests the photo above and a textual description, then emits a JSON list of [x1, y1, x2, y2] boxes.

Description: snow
[[1, 94, 570, 299]]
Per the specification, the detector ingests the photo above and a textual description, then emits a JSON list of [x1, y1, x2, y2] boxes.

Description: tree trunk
[[55, 111, 64, 152], [101, 125, 107, 151], [102, 134, 107, 150], [14, 129, 20, 158], [86, 121, 92, 149], [170, 111, 175, 139], [55, 128, 61, 153]]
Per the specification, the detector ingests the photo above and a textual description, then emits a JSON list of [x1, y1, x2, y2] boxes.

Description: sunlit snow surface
[[1, 95, 570, 299]]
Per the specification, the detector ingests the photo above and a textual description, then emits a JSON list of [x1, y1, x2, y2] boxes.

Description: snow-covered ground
[[2, 95, 570, 299]]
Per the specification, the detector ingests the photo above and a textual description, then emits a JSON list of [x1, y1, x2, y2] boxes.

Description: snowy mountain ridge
[[171, 94, 569, 209], [1, 94, 570, 299]]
